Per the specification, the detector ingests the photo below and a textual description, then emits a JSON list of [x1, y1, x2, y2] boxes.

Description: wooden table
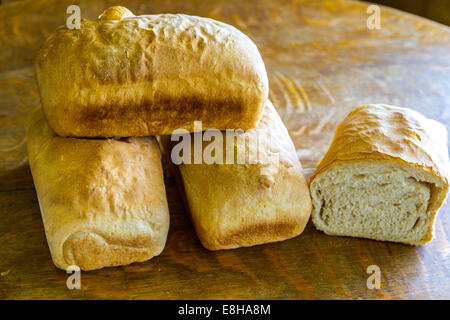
[[1, 0, 449, 299]]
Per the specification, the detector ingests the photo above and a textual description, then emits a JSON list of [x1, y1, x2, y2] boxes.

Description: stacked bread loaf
[[29, 6, 312, 271]]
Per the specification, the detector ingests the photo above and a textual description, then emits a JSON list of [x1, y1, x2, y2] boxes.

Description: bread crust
[[27, 106, 170, 270], [310, 104, 450, 245], [35, 7, 268, 137], [175, 101, 312, 250]]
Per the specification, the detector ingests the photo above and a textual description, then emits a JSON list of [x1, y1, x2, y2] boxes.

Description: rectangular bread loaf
[[310, 104, 450, 245], [35, 6, 268, 137], [170, 101, 312, 250], [27, 106, 170, 271]]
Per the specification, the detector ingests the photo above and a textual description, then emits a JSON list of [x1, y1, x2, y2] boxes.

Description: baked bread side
[[27, 106, 170, 270], [310, 104, 450, 245], [35, 6, 268, 137], [173, 101, 312, 250]]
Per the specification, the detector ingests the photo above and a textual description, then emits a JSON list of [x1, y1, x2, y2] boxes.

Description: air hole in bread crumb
[[411, 217, 421, 230], [319, 203, 329, 225]]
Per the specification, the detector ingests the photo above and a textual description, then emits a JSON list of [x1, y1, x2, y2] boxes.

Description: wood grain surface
[[0, 0, 449, 299]]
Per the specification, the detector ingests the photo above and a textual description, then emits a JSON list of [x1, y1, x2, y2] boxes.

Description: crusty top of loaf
[[312, 104, 450, 186], [34, 7, 268, 137], [36, 10, 266, 87]]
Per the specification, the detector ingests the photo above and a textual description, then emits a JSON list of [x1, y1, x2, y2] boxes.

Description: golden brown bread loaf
[[35, 6, 268, 137], [310, 104, 450, 245], [171, 101, 312, 250], [27, 106, 170, 271]]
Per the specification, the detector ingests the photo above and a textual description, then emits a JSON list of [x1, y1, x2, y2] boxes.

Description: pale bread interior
[[310, 160, 446, 245]]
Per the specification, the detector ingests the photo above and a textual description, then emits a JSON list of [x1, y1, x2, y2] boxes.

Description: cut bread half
[[310, 104, 450, 245]]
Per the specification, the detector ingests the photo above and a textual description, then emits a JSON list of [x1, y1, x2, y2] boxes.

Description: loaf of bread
[[172, 101, 312, 250], [35, 6, 268, 137], [26, 106, 170, 270], [310, 104, 450, 245]]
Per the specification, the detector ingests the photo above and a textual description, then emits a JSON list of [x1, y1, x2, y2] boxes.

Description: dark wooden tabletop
[[0, 0, 449, 299]]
